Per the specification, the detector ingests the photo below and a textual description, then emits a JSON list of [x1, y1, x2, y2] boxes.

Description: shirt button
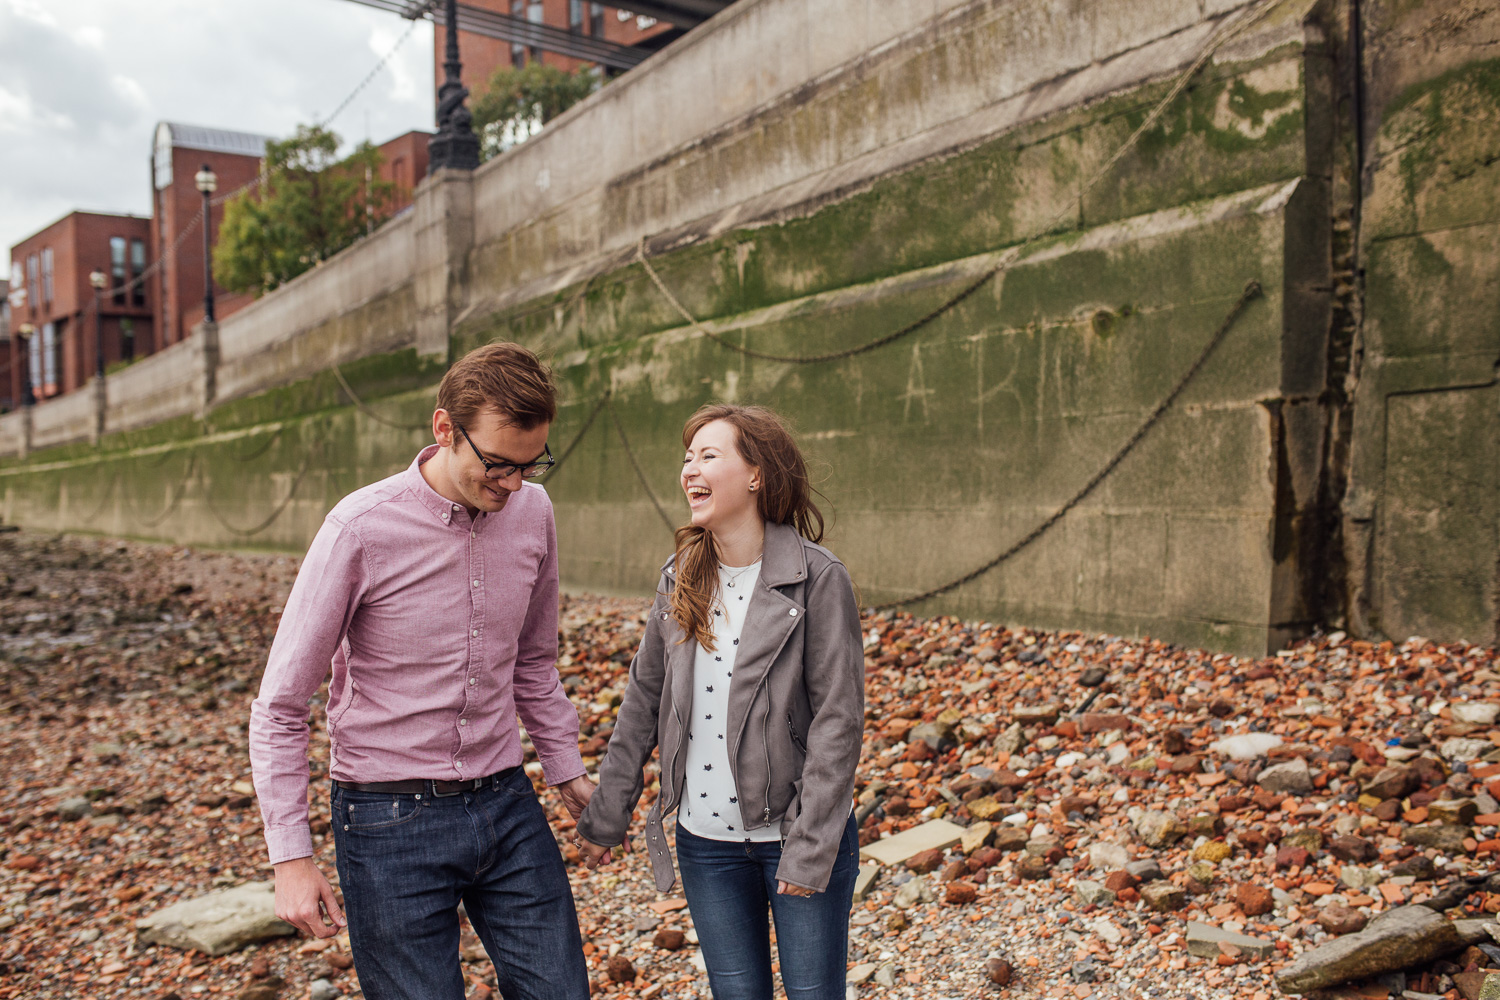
[[453, 504, 461, 511], [456, 760, 465, 768], [469, 678, 477, 685], [472, 580, 480, 587], [441, 512, 449, 521], [471, 629, 478, 637], [459, 719, 467, 726], [789, 609, 798, 617]]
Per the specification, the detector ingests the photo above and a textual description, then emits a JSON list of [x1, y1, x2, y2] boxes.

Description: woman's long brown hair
[[668, 404, 824, 650]]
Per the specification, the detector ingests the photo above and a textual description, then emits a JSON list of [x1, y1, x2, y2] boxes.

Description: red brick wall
[[153, 147, 263, 347], [376, 131, 433, 210], [8, 211, 153, 399]]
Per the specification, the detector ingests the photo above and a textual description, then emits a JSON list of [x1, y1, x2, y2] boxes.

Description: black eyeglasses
[[454, 423, 555, 480]]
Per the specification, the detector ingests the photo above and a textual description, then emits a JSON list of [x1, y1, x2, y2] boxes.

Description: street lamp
[[194, 163, 218, 324], [89, 269, 107, 380], [16, 323, 35, 407]]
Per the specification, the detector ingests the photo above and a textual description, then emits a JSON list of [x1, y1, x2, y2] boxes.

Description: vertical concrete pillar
[[16, 407, 32, 461], [412, 168, 475, 362], [194, 320, 219, 418], [90, 376, 106, 445]]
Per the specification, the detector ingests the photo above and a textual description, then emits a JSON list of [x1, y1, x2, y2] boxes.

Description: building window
[[130, 239, 147, 307], [590, 2, 604, 37], [40, 248, 53, 305], [528, 1, 543, 60], [121, 318, 135, 361], [511, 0, 526, 66], [111, 236, 128, 305], [40, 321, 57, 395], [570, 0, 583, 31], [26, 255, 38, 314], [28, 328, 41, 394]]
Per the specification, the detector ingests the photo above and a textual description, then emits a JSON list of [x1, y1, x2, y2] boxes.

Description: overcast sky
[[0, 0, 436, 273]]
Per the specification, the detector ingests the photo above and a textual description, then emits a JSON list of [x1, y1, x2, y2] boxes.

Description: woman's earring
[[749, 484, 758, 492]]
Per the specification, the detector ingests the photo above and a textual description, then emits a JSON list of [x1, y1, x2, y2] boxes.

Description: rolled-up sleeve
[[511, 501, 585, 787], [248, 517, 368, 864]]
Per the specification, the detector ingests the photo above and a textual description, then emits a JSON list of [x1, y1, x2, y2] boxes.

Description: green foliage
[[215, 124, 398, 297], [471, 62, 598, 159]]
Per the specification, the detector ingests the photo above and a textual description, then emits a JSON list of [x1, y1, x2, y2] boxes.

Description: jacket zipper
[[662, 703, 685, 813], [787, 713, 808, 754]]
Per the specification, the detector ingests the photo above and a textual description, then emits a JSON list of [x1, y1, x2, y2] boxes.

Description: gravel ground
[[1, 528, 1497, 1000]]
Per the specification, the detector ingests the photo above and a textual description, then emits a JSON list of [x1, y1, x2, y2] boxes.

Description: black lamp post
[[89, 269, 107, 379], [195, 164, 218, 324], [16, 323, 35, 407], [427, 0, 480, 172]]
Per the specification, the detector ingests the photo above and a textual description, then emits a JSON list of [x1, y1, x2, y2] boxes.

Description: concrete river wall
[[0, 0, 1495, 656]]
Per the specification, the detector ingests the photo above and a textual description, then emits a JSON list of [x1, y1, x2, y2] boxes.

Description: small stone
[[1124, 858, 1165, 883], [846, 963, 878, 985], [1236, 883, 1274, 916], [945, 881, 978, 905], [307, 981, 341, 1000], [1133, 810, 1187, 848], [1017, 855, 1052, 880], [1316, 903, 1368, 936], [56, 797, 92, 821], [1391, 854, 1437, 879], [1070, 958, 1099, 983], [960, 821, 993, 855], [1186, 861, 1218, 887], [893, 879, 933, 910], [1141, 882, 1186, 912], [994, 723, 1025, 756], [653, 928, 686, 951], [939, 861, 967, 882], [1257, 758, 1313, 795], [135, 882, 295, 956], [992, 827, 1029, 852], [1441, 738, 1493, 762], [1429, 799, 1480, 825], [852, 865, 880, 902], [1328, 835, 1378, 862], [873, 963, 898, 988], [1193, 841, 1232, 863], [1078, 666, 1107, 687], [1210, 733, 1284, 759], [1282, 827, 1325, 851], [1276, 845, 1311, 870], [1103, 870, 1139, 893], [1452, 704, 1500, 726], [607, 956, 636, 983], [985, 958, 1013, 986], [905, 849, 944, 875], [1088, 842, 1129, 870], [1362, 765, 1418, 800], [1075, 880, 1116, 907], [886, 912, 908, 933], [1402, 824, 1473, 853]]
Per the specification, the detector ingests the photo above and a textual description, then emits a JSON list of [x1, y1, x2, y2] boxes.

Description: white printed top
[[679, 559, 780, 843]]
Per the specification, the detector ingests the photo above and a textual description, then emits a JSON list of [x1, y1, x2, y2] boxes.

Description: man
[[249, 343, 593, 1000]]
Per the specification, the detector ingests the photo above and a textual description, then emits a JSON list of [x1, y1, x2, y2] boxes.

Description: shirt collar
[[405, 444, 474, 526]]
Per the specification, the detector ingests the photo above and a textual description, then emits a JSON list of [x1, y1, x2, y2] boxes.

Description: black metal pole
[[94, 292, 105, 380], [428, 0, 480, 172], [18, 334, 34, 408], [202, 173, 216, 324]]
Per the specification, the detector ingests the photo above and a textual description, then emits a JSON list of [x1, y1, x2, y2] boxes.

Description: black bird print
[[703, 764, 713, 771], [706, 685, 714, 692], [729, 796, 737, 803]]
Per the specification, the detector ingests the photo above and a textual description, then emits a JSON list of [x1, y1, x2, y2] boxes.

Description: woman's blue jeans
[[674, 814, 859, 1000], [330, 768, 589, 1000]]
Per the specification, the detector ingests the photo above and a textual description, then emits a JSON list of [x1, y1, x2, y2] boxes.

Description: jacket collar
[[659, 520, 808, 588]]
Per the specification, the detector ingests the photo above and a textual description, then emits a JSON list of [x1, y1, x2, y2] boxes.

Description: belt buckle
[[430, 780, 463, 798]]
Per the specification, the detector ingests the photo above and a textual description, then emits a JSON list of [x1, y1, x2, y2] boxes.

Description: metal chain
[[633, 0, 1288, 365], [132, 453, 199, 530], [329, 363, 431, 431], [606, 398, 677, 532], [202, 448, 317, 538], [538, 391, 612, 487], [869, 279, 1263, 611]]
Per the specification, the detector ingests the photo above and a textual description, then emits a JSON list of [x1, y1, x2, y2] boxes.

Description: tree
[[215, 125, 397, 297], [471, 62, 598, 160]]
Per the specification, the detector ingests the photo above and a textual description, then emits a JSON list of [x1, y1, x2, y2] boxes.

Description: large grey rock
[[1087, 842, 1130, 871], [1257, 758, 1313, 795], [1402, 824, 1473, 853], [1452, 703, 1500, 726], [56, 797, 92, 822], [1185, 921, 1275, 959], [1440, 738, 1493, 763], [135, 881, 295, 956], [1274, 905, 1472, 994], [860, 819, 964, 866]]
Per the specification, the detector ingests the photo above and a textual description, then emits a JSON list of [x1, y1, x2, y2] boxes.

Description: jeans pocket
[[344, 797, 422, 831], [496, 768, 537, 800]]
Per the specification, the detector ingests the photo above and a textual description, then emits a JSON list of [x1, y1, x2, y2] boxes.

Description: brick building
[[438, 1, 678, 99], [151, 122, 271, 346], [375, 130, 433, 207], [7, 211, 154, 403]]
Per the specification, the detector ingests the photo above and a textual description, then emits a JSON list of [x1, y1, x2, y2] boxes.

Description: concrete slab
[[859, 819, 965, 866], [852, 864, 881, 902], [1185, 921, 1275, 959]]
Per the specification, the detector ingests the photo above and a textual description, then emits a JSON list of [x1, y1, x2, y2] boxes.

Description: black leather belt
[[334, 766, 521, 797]]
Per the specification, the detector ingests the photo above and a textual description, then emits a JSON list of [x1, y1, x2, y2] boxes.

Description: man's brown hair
[[436, 342, 557, 432]]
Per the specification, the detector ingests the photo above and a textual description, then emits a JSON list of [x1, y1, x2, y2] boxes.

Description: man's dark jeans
[[674, 815, 859, 1000], [330, 768, 589, 1000]]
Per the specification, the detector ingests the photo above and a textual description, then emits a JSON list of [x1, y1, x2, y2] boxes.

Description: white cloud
[[1, 0, 435, 272]]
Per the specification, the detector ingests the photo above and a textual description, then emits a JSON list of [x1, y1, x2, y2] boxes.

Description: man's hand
[[273, 857, 346, 939], [555, 774, 596, 822]]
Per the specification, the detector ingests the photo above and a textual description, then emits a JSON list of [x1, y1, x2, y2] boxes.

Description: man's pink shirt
[[249, 446, 585, 864]]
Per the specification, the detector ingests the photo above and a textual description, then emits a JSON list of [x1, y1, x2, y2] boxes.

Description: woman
[[575, 403, 865, 1000]]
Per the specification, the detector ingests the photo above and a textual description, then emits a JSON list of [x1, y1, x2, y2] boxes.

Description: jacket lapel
[[726, 522, 808, 750]]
